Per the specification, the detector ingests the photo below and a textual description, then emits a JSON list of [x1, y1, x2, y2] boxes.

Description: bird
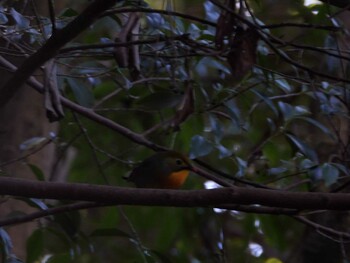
[[123, 151, 193, 189]]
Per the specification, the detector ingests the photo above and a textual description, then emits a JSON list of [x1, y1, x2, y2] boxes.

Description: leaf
[[296, 117, 335, 140], [19, 137, 47, 151], [26, 229, 44, 263], [204, 0, 220, 22], [0, 228, 13, 257], [10, 8, 30, 29], [285, 133, 318, 162], [275, 78, 291, 93], [146, 13, 165, 29], [44, 60, 64, 122], [189, 135, 214, 158], [209, 114, 223, 142], [235, 157, 247, 177], [54, 210, 81, 238], [324, 35, 340, 73], [65, 78, 94, 107], [319, 163, 339, 187], [251, 89, 278, 116], [224, 100, 241, 128], [300, 159, 317, 170], [195, 57, 231, 77], [216, 144, 232, 159], [0, 7, 8, 24], [331, 163, 349, 176], [228, 28, 259, 81], [170, 86, 194, 129], [278, 102, 309, 121], [314, 91, 346, 115], [268, 167, 288, 175], [20, 198, 48, 210]]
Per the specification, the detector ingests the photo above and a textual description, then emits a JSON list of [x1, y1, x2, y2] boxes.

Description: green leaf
[[19, 137, 47, 151], [65, 78, 94, 107], [300, 159, 317, 170], [54, 210, 81, 238], [224, 100, 241, 128], [195, 57, 230, 77], [275, 78, 291, 93], [320, 163, 339, 187], [251, 89, 278, 116], [296, 116, 335, 140], [26, 229, 44, 263], [331, 163, 349, 176], [209, 114, 223, 142], [285, 133, 318, 162], [278, 102, 309, 121], [189, 135, 214, 158], [27, 164, 45, 181], [216, 144, 232, 159], [268, 167, 288, 175]]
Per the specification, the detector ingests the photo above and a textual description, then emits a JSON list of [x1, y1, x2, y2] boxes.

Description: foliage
[[0, 0, 349, 262]]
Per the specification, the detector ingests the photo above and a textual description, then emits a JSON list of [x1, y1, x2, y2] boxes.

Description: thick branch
[[1, 177, 350, 210], [0, 0, 119, 107]]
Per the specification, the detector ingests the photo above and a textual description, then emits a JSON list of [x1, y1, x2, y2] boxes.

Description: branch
[[1, 177, 350, 210], [294, 215, 350, 240], [102, 7, 217, 28], [0, 202, 298, 228], [59, 34, 190, 54], [0, 0, 120, 107], [0, 202, 102, 227]]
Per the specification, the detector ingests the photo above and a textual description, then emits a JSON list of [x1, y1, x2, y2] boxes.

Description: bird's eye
[[175, 159, 183, 166]]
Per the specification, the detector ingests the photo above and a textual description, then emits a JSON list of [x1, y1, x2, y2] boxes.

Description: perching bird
[[123, 151, 193, 189]]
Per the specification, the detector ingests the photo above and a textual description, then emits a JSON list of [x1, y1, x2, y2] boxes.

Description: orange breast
[[162, 170, 189, 189]]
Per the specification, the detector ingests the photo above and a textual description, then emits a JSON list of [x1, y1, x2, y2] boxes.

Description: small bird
[[123, 151, 193, 189]]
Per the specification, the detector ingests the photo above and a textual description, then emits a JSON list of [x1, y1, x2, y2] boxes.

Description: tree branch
[[0, 201, 102, 227], [0, 202, 298, 228], [1, 177, 350, 210]]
